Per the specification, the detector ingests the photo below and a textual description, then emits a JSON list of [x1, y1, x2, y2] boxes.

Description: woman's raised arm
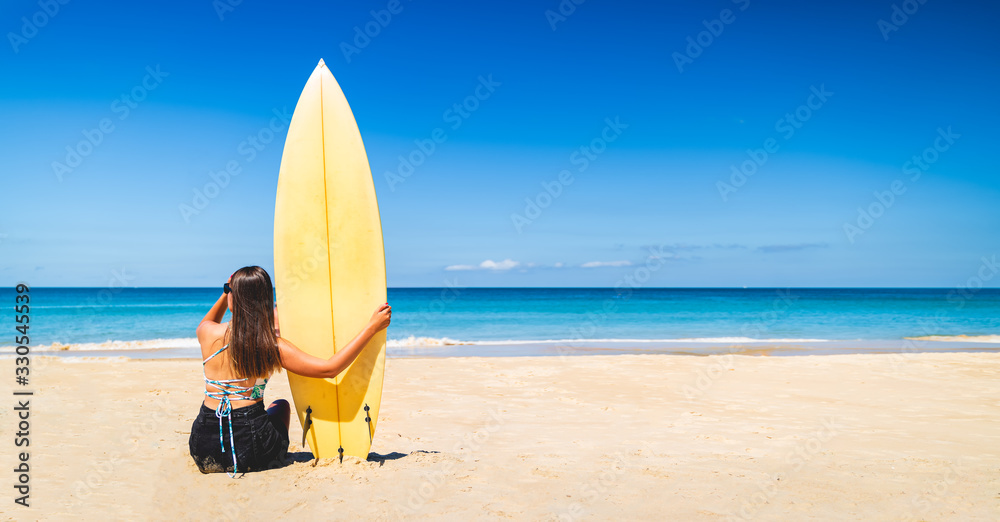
[[278, 303, 391, 379], [196, 292, 229, 343], [200, 292, 228, 325], [196, 275, 232, 342]]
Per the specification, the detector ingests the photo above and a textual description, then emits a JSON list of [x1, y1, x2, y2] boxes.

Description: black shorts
[[188, 401, 289, 474]]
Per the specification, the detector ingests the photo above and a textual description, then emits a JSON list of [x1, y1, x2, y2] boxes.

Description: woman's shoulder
[[197, 320, 228, 339], [196, 321, 229, 355]]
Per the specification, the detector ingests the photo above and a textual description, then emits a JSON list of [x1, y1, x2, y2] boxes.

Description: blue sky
[[1, 0, 997, 287]]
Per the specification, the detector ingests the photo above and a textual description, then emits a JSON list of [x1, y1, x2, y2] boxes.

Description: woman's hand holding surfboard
[[369, 303, 392, 332]]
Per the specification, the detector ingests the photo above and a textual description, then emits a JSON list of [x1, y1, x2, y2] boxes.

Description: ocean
[[4, 287, 999, 357]]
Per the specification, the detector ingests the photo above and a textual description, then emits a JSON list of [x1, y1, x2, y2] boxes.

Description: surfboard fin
[[302, 406, 313, 448], [364, 403, 373, 444]]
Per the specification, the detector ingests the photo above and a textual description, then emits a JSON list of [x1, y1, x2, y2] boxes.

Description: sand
[[1, 352, 998, 521]]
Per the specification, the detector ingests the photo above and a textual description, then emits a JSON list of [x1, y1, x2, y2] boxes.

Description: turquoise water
[[3, 287, 999, 356]]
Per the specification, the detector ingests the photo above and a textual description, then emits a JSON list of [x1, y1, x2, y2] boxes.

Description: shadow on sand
[[283, 449, 440, 468]]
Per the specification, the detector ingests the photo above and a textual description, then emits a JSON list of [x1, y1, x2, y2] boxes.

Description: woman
[[189, 266, 391, 476]]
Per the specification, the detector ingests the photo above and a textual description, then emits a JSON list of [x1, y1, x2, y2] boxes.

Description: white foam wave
[[0, 337, 201, 352], [386, 336, 470, 348], [386, 336, 830, 347]]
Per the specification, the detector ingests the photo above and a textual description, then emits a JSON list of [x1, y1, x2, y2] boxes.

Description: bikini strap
[[203, 343, 229, 365]]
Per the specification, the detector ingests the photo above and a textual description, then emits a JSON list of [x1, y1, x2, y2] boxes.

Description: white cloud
[[445, 258, 520, 271], [580, 260, 632, 268], [481, 259, 519, 270]]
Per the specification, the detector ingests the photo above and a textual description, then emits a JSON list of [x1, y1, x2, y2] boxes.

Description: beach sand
[[2, 352, 998, 520]]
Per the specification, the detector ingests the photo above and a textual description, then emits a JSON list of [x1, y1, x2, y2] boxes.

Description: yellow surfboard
[[273, 59, 386, 460]]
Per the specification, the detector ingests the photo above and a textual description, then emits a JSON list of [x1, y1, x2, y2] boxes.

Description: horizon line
[[7, 286, 997, 290]]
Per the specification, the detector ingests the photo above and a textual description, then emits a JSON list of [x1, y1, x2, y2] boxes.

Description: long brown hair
[[225, 266, 282, 380]]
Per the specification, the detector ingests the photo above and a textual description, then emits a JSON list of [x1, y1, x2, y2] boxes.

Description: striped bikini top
[[202, 343, 269, 477], [203, 344, 268, 402]]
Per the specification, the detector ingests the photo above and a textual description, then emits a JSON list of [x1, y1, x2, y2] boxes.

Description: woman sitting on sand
[[189, 266, 391, 476]]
